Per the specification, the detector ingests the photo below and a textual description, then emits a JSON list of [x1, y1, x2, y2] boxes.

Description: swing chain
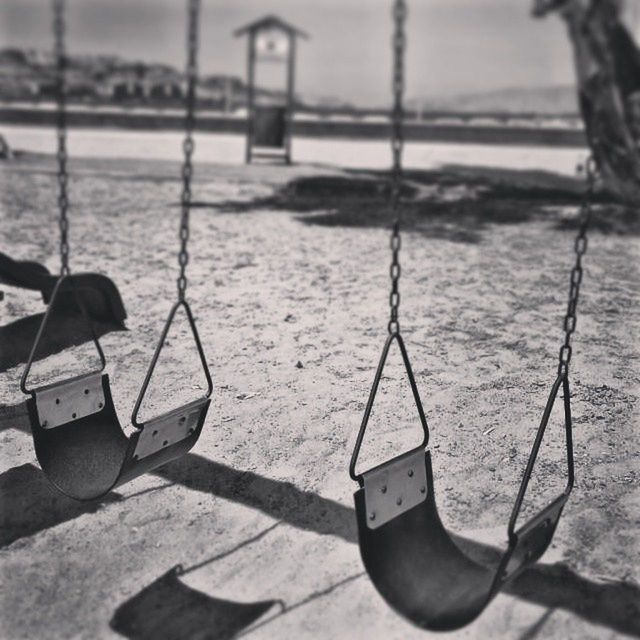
[[388, 0, 406, 335], [54, 0, 70, 276], [177, 0, 199, 302], [557, 156, 596, 377]]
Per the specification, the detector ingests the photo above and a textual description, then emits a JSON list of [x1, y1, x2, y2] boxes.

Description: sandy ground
[[0, 144, 639, 640]]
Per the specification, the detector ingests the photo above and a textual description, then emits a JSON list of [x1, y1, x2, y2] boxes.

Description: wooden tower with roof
[[234, 15, 308, 164]]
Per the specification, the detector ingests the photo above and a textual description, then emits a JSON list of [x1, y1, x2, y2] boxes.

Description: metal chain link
[[53, 0, 70, 275], [388, 0, 406, 335], [177, 0, 199, 302], [557, 156, 596, 377]]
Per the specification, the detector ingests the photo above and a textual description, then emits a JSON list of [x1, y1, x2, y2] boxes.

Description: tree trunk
[[534, 0, 640, 204]]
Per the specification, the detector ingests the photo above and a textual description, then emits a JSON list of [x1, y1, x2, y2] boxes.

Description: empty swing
[[349, 0, 594, 631], [20, 0, 212, 501]]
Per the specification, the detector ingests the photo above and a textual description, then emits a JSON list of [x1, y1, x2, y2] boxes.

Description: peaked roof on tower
[[233, 15, 309, 39]]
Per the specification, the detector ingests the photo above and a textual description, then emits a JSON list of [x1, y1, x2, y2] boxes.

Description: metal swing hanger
[[350, 0, 427, 482], [131, 0, 213, 428], [20, 0, 211, 502], [350, 0, 595, 631], [20, 0, 107, 396]]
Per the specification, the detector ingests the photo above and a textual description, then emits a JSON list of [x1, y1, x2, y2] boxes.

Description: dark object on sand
[[0, 134, 13, 160], [111, 567, 277, 640], [0, 251, 127, 326]]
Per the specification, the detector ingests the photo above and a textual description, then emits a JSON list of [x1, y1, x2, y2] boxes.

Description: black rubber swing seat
[[25, 372, 210, 500], [354, 448, 569, 630], [0, 252, 127, 326], [351, 333, 574, 631], [21, 276, 212, 501]]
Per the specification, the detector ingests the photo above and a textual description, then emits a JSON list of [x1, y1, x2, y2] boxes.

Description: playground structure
[[235, 15, 308, 164], [3, 0, 634, 637]]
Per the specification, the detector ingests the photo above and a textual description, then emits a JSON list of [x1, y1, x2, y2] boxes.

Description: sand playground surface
[[0, 141, 639, 639]]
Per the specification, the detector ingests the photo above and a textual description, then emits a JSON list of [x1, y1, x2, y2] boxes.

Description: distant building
[[97, 67, 185, 102], [0, 47, 304, 111], [23, 76, 95, 101]]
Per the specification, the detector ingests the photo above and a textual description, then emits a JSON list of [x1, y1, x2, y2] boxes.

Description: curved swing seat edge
[[25, 372, 210, 500], [353, 447, 570, 631]]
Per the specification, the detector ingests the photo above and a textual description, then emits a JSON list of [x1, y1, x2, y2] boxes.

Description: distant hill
[[409, 85, 579, 115], [0, 47, 580, 116]]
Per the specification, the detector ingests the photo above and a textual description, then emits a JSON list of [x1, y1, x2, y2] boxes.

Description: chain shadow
[[518, 608, 556, 640], [110, 525, 283, 640], [155, 453, 640, 638], [237, 572, 365, 638]]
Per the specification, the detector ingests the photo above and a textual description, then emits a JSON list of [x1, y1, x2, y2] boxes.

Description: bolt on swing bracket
[[131, 396, 208, 461], [35, 371, 105, 429], [363, 447, 427, 530]]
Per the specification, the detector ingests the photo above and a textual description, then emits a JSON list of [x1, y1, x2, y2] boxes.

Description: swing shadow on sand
[[148, 453, 640, 638], [0, 463, 121, 547], [0, 460, 174, 548], [109, 525, 281, 640], [109, 521, 367, 640], [2, 440, 637, 637], [1, 396, 637, 636], [110, 566, 280, 640], [201, 165, 640, 244], [0, 309, 125, 373]]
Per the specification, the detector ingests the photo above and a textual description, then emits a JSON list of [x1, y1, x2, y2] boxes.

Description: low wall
[[0, 105, 587, 148]]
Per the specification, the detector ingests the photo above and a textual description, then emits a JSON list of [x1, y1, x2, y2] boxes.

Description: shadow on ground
[[204, 166, 640, 244], [518, 608, 556, 640], [110, 566, 279, 640], [154, 453, 640, 638], [0, 459, 175, 548], [0, 309, 125, 373], [0, 463, 121, 547], [109, 522, 365, 640], [110, 525, 282, 640], [2, 435, 637, 636], [0, 402, 29, 434]]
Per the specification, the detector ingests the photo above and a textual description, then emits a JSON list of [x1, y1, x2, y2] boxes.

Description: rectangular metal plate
[[132, 397, 208, 461], [34, 372, 105, 429], [504, 495, 567, 579], [363, 447, 427, 530]]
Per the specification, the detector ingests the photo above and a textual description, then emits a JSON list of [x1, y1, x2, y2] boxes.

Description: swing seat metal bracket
[[363, 447, 428, 529], [131, 396, 209, 461], [34, 371, 105, 429], [503, 492, 568, 579]]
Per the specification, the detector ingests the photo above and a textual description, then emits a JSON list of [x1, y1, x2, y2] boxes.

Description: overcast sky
[[2, 0, 637, 106]]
